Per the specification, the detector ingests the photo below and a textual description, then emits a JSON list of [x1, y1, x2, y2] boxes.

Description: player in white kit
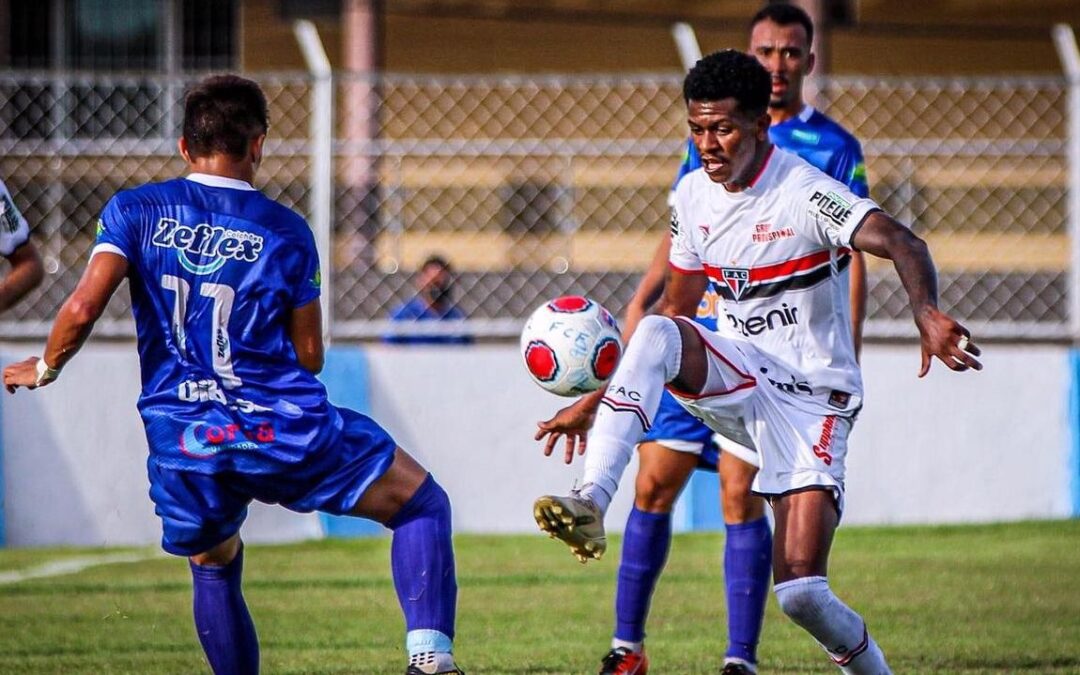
[[0, 178, 44, 314], [534, 50, 981, 674]]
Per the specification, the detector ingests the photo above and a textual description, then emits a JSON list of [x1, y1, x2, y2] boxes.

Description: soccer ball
[[520, 296, 623, 397]]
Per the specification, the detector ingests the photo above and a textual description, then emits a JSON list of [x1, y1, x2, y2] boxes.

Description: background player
[[0, 177, 44, 314], [535, 49, 981, 674], [3, 75, 463, 675], [538, 5, 872, 673]]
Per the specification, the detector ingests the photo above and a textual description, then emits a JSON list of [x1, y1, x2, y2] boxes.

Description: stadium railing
[[0, 71, 1070, 341]]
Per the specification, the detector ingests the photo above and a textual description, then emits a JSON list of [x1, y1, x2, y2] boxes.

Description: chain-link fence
[[0, 70, 1071, 341]]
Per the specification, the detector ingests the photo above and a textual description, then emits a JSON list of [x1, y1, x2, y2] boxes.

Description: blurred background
[[0, 0, 1079, 548], [2, 0, 1079, 340]]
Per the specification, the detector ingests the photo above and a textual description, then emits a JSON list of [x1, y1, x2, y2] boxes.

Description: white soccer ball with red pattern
[[520, 295, 623, 397]]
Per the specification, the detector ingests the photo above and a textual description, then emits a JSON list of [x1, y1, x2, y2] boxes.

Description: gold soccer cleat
[[533, 493, 607, 563]]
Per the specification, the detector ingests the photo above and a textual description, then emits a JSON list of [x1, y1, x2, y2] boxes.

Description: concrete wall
[[0, 341, 1075, 548]]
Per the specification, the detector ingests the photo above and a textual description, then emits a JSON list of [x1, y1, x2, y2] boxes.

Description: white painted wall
[[0, 341, 1072, 548]]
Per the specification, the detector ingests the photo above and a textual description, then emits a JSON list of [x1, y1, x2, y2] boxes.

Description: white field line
[[0, 550, 164, 584]]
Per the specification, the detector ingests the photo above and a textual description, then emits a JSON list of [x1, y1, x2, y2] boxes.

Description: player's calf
[[388, 475, 462, 673]]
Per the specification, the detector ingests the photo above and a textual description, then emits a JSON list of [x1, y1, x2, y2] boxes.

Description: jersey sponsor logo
[[696, 287, 721, 320], [152, 218, 264, 275], [752, 222, 796, 244], [177, 379, 274, 413], [179, 421, 276, 458], [812, 415, 837, 465], [0, 193, 20, 234], [669, 208, 680, 237], [760, 367, 813, 395], [828, 389, 852, 409], [722, 302, 800, 337], [791, 128, 821, 145], [808, 191, 854, 230]]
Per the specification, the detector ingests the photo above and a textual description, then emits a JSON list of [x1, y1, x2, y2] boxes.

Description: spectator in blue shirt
[[384, 255, 472, 344]]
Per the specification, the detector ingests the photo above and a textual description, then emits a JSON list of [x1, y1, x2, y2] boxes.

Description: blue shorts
[[149, 408, 397, 556], [640, 390, 720, 471]]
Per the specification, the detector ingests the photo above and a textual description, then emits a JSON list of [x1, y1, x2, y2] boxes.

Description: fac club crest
[[721, 267, 750, 301]]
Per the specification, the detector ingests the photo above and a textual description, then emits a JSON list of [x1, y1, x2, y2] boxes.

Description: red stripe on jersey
[[703, 248, 850, 286]]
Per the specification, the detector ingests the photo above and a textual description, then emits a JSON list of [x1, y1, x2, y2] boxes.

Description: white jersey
[[0, 179, 30, 257], [669, 146, 881, 417]]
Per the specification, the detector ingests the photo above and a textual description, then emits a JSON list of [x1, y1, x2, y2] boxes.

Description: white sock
[[774, 576, 891, 675], [580, 316, 682, 510], [611, 637, 644, 653]]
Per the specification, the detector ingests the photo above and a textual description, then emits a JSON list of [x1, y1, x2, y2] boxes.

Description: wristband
[[34, 358, 61, 387]]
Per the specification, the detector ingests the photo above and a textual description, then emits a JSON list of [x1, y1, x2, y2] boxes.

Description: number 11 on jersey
[[162, 274, 242, 389]]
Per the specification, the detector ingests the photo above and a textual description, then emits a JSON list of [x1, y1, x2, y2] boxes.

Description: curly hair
[[182, 74, 269, 160], [682, 49, 771, 118]]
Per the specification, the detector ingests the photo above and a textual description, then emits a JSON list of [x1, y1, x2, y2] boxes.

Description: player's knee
[[721, 489, 763, 523], [774, 576, 831, 627], [633, 473, 679, 512], [387, 474, 451, 530], [630, 315, 682, 380]]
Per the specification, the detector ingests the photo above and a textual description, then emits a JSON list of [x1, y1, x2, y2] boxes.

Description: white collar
[[797, 104, 815, 122], [185, 173, 257, 191]]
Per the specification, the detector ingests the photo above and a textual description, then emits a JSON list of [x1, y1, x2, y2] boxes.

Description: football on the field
[[520, 295, 623, 397]]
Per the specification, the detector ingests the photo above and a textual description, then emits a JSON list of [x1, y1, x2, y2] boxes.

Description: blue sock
[[189, 548, 259, 675], [614, 507, 672, 643], [387, 474, 457, 653], [724, 517, 772, 664]]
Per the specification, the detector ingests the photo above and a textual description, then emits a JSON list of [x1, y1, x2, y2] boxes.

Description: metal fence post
[[294, 20, 335, 343], [1054, 24, 1080, 343]]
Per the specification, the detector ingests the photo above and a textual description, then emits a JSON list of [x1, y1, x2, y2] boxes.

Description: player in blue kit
[[534, 6, 869, 673], [3, 75, 464, 675]]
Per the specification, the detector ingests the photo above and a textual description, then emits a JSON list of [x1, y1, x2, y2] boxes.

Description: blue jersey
[[672, 104, 869, 331], [94, 173, 342, 475]]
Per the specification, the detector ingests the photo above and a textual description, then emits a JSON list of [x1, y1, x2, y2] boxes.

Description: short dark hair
[[421, 254, 451, 271], [749, 3, 814, 46], [182, 74, 269, 160], [683, 49, 771, 118]]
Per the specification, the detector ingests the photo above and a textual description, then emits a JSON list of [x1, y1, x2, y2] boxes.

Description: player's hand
[[914, 306, 982, 377], [3, 356, 44, 393], [535, 392, 602, 464]]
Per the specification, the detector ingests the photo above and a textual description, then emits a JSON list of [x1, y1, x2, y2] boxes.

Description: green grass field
[[1, 520, 1078, 674]]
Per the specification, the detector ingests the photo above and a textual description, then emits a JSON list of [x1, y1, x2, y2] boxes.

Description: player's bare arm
[[851, 211, 982, 375], [848, 250, 867, 358], [0, 241, 44, 313], [288, 298, 325, 374], [3, 251, 127, 392], [657, 266, 707, 320], [623, 236, 671, 335]]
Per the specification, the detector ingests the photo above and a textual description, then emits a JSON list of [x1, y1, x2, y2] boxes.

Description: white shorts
[[713, 425, 760, 469], [667, 320, 852, 511]]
